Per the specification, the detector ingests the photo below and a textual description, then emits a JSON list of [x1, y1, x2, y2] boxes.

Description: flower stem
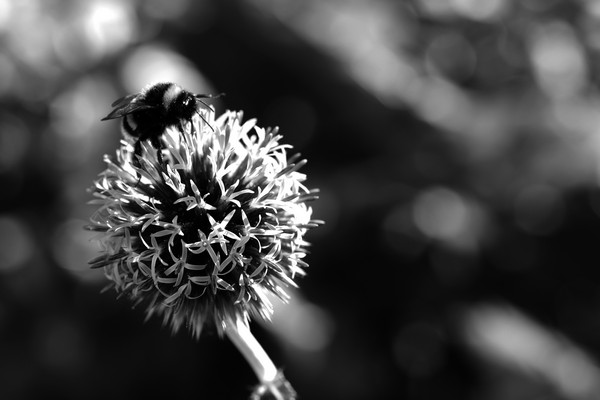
[[224, 315, 297, 399], [224, 314, 278, 383]]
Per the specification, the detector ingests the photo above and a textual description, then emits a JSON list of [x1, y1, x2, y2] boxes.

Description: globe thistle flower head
[[88, 107, 321, 338]]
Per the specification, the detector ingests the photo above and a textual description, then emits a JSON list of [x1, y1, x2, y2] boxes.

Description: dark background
[[3, 0, 600, 399]]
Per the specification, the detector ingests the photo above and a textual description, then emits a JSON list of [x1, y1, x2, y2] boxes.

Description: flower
[[88, 108, 321, 338]]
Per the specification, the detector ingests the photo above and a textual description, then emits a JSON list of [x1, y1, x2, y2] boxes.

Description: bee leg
[[150, 136, 165, 165], [189, 120, 195, 136], [132, 140, 143, 170], [178, 121, 186, 135], [132, 140, 143, 186]]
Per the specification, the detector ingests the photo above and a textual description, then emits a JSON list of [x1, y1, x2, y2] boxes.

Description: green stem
[[224, 314, 278, 383]]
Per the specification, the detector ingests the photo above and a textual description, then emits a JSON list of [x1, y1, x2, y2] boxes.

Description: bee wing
[[110, 93, 138, 108], [101, 99, 155, 121]]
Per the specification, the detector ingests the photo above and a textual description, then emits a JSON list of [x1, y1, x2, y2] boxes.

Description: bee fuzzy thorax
[[162, 83, 183, 107]]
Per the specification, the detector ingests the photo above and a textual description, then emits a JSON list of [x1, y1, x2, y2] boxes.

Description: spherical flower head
[[88, 109, 321, 337]]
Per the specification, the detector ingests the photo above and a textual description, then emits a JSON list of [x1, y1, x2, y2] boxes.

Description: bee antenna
[[194, 93, 225, 113], [196, 110, 215, 132], [197, 98, 215, 112]]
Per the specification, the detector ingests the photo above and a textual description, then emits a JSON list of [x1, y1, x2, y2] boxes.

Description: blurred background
[[3, 0, 600, 399]]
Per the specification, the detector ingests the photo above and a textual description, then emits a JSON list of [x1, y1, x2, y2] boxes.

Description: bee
[[102, 82, 221, 166]]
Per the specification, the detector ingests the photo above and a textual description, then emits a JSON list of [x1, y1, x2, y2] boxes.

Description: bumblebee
[[102, 82, 220, 165]]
